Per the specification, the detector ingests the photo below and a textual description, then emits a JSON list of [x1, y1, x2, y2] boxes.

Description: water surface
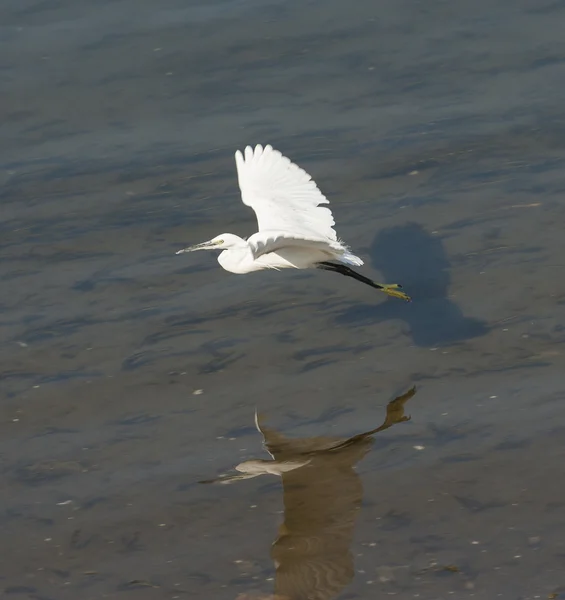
[[1, 0, 565, 598]]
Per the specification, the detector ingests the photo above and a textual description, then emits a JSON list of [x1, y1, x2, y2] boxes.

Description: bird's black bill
[[317, 261, 411, 301], [176, 241, 215, 254]]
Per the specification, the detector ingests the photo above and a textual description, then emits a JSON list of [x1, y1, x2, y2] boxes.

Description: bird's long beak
[[176, 240, 217, 254]]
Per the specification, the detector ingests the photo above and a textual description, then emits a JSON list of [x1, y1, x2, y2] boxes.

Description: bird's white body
[[218, 243, 331, 274], [216, 230, 359, 274], [176, 144, 411, 301]]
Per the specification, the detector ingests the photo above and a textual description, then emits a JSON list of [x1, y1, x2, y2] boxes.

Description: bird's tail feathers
[[339, 251, 364, 266], [334, 239, 364, 266]]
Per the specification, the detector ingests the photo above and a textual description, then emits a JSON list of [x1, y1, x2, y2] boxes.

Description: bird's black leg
[[316, 261, 411, 301], [317, 261, 384, 289]]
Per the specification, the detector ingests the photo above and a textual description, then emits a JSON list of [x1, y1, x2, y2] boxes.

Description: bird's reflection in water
[[201, 386, 417, 600]]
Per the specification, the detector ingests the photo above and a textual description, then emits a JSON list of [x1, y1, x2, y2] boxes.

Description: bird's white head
[[176, 233, 245, 255]]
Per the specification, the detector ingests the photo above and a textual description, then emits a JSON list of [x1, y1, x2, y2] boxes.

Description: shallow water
[[2, 0, 565, 598]]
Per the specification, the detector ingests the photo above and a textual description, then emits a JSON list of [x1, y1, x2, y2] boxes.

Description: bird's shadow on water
[[337, 223, 489, 346]]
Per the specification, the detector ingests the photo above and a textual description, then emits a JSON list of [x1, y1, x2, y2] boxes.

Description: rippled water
[[2, 1, 565, 598]]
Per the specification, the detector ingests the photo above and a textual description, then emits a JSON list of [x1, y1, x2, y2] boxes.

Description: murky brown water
[[2, 0, 565, 599]]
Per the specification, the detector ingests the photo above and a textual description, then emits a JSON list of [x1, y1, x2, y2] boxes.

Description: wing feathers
[[247, 230, 344, 259], [235, 144, 338, 241]]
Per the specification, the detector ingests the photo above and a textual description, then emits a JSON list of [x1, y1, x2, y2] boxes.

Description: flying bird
[[177, 144, 410, 301]]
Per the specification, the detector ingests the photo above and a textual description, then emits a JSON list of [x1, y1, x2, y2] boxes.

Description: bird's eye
[[216, 239, 223, 244]]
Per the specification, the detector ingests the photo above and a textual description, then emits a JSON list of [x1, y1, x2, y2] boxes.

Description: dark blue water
[[1, 1, 565, 598]]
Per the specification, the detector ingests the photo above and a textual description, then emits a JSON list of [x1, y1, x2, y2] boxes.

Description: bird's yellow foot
[[378, 283, 411, 302]]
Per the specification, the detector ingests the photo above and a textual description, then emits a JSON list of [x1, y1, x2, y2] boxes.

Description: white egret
[[177, 144, 410, 301]]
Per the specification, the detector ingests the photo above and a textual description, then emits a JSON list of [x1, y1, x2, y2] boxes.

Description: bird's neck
[[217, 243, 254, 274]]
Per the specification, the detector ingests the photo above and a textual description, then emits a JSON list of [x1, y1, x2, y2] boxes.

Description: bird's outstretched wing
[[235, 144, 338, 241]]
